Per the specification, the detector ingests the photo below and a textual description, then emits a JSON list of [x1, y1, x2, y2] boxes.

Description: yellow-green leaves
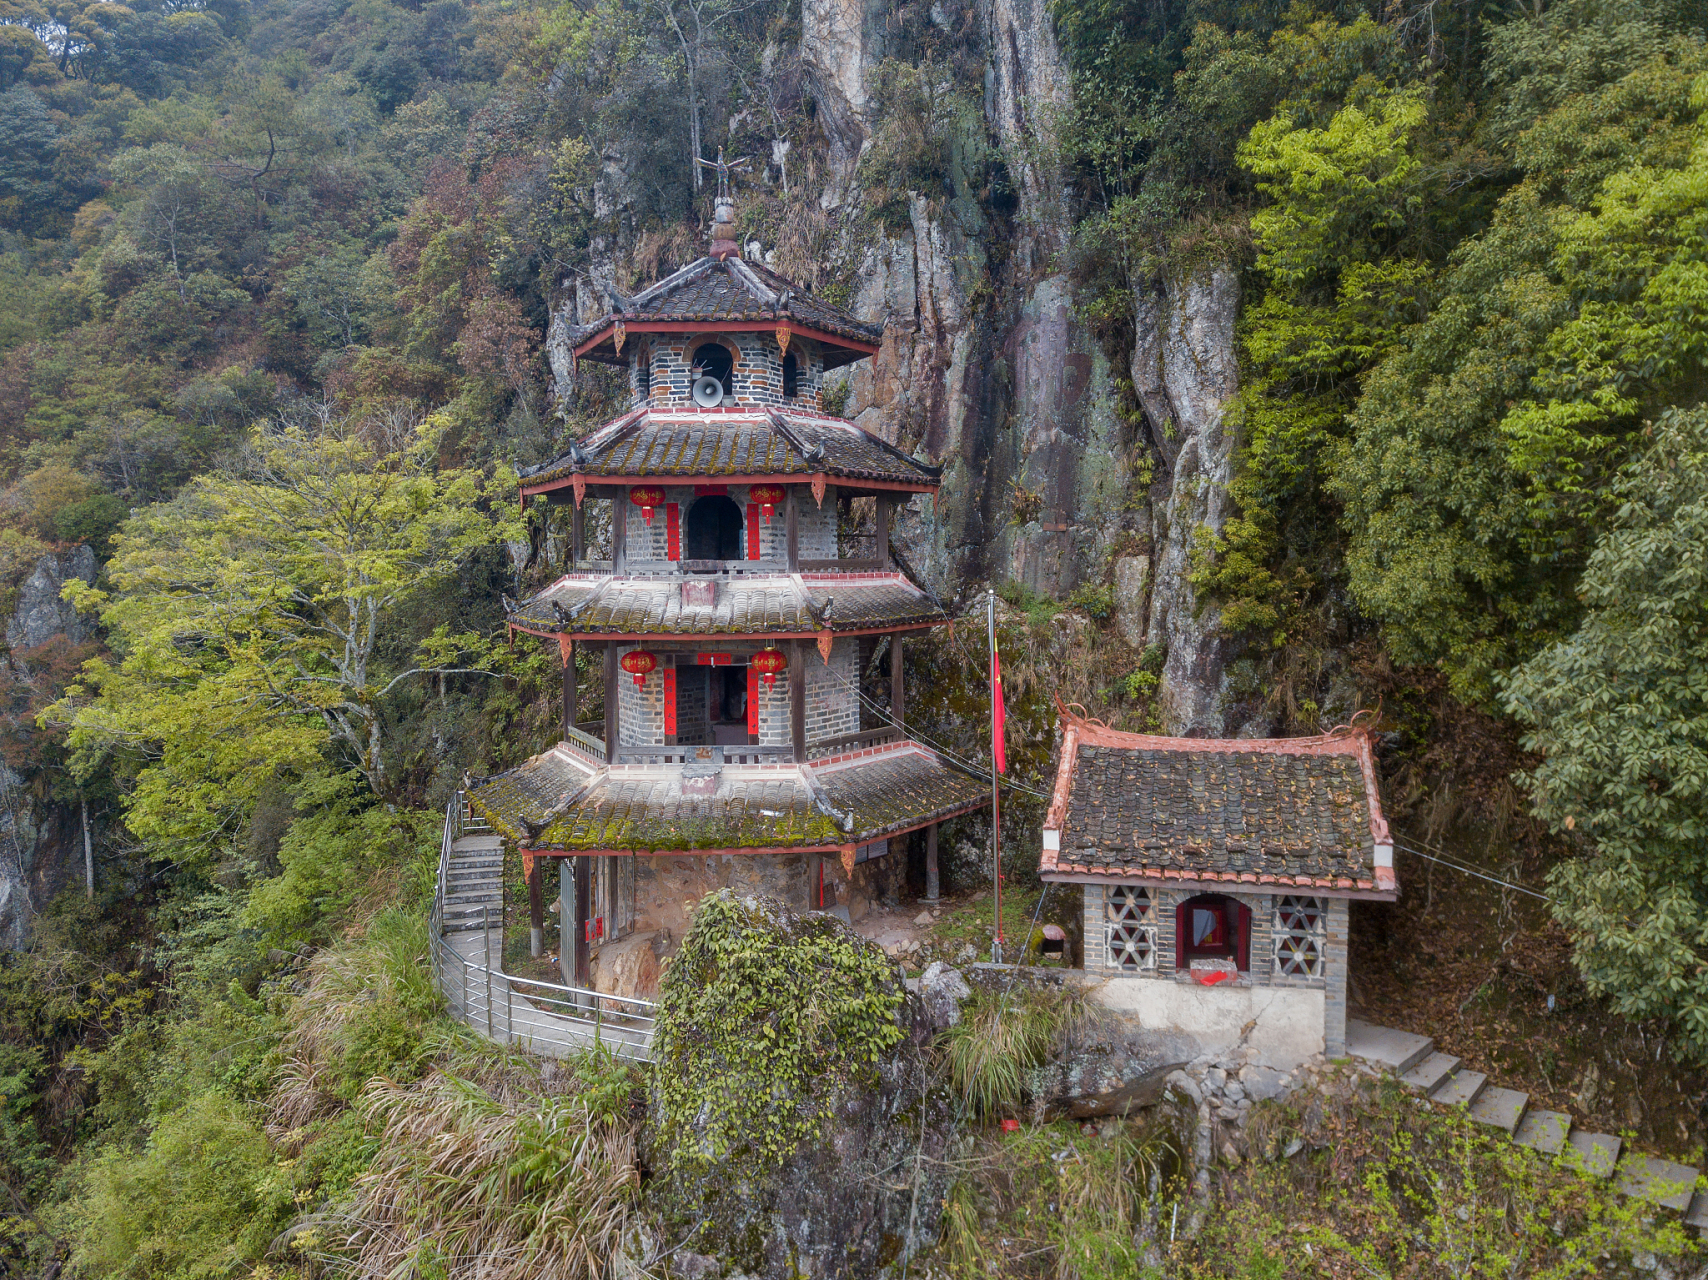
[[44, 418, 521, 857], [1241, 89, 1429, 292]]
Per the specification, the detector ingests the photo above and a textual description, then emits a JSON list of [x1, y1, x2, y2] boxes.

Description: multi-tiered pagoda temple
[[468, 199, 989, 999]]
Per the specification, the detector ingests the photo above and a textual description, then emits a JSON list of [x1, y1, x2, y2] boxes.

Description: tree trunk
[[80, 798, 93, 900]]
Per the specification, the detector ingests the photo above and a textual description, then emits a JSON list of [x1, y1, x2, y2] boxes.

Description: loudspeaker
[[692, 376, 725, 408]]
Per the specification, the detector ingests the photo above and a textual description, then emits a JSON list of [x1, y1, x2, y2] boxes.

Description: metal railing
[[432, 794, 657, 1061]]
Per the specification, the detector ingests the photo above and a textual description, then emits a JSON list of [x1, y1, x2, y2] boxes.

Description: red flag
[[992, 638, 1007, 775]]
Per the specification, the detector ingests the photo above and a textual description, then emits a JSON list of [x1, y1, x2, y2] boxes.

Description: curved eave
[[507, 620, 948, 643], [522, 470, 939, 499], [573, 318, 881, 369]]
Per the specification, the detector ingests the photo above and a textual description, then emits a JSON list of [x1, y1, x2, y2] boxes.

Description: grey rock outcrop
[[1028, 1021, 1198, 1120], [7, 545, 96, 652], [916, 960, 972, 1031], [1135, 268, 1243, 736]]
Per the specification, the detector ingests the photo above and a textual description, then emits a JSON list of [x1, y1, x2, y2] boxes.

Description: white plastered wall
[[1089, 978, 1325, 1070]]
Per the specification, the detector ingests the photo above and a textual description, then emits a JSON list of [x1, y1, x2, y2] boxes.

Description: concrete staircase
[[442, 817, 504, 933], [1347, 1018, 1707, 1234]]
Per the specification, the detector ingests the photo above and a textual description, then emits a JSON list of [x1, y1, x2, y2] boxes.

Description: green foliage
[[48, 417, 520, 852], [939, 979, 1088, 1117], [1189, 1073, 1698, 1277], [1066, 582, 1115, 620], [652, 891, 906, 1174], [1335, 22, 1708, 700], [72, 1093, 296, 1280], [1503, 408, 1708, 1059]]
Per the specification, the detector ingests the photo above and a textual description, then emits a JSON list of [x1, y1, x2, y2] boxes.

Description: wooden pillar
[[562, 642, 577, 740], [571, 499, 584, 566], [876, 495, 890, 566], [790, 639, 807, 763], [891, 633, 904, 731], [786, 487, 799, 572], [604, 641, 618, 758], [527, 855, 544, 957], [573, 856, 591, 991], [925, 823, 939, 901], [612, 495, 627, 572]]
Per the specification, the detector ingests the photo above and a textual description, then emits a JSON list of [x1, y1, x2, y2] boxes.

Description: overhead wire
[[1390, 833, 1553, 902]]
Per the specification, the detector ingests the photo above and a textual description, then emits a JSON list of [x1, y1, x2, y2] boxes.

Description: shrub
[[939, 978, 1089, 1117], [71, 1093, 296, 1280]]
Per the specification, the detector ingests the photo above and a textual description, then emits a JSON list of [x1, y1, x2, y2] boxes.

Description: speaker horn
[[692, 376, 725, 408]]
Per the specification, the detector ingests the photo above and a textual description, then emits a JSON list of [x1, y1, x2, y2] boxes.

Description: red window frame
[[1175, 894, 1251, 972]]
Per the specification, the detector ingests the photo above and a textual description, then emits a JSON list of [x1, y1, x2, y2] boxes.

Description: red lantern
[[630, 485, 667, 525], [620, 649, 658, 688], [749, 484, 787, 522], [751, 646, 788, 690]]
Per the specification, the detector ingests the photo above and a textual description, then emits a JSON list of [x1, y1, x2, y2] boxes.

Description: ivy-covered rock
[[647, 891, 957, 1280]]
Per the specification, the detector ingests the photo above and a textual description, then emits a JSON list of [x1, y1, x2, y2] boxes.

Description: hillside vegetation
[[0, 0, 1704, 1273]]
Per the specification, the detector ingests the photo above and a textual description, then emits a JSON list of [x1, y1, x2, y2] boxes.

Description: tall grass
[[939, 979, 1091, 1117], [308, 1046, 642, 1280]]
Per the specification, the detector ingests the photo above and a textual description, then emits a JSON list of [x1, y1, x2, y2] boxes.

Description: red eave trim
[[1039, 869, 1399, 902], [574, 319, 880, 359], [510, 622, 947, 643], [521, 472, 937, 498]]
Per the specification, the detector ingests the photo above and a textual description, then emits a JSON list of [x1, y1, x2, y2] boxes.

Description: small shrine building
[[466, 198, 989, 999], [1040, 707, 1396, 1065]]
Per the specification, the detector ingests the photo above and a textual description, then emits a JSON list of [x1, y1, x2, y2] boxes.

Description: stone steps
[[1349, 1019, 1705, 1234]]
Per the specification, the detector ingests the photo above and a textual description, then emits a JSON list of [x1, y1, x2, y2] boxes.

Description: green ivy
[[651, 891, 906, 1176]]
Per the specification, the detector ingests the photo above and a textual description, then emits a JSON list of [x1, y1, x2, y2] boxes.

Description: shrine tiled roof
[[507, 571, 947, 637], [1040, 712, 1396, 897], [564, 256, 883, 358], [518, 411, 940, 490], [466, 743, 987, 853]]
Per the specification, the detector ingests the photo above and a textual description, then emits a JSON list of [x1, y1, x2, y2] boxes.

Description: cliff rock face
[[6, 545, 96, 652], [0, 546, 100, 948], [1133, 269, 1243, 736]]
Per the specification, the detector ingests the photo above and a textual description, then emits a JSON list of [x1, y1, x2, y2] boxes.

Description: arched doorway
[[691, 342, 735, 398], [686, 494, 743, 560]]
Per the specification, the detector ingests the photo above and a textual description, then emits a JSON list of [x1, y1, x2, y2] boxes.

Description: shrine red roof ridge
[[1040, 706, 1397, 899]]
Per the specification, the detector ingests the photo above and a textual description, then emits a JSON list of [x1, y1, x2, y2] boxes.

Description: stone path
[[1347, 1019, 1707, 1233], [435, 831, 653, 1061]]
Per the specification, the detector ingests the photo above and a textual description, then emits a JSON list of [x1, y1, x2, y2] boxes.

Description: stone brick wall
[[616, 644, 667, 745], [1081, 883, 1334, 992], [633, 334, 826, 410], [1324, 897, 1349, 1057], [618, 485, 836, 562], [805, 638, 859, 745]]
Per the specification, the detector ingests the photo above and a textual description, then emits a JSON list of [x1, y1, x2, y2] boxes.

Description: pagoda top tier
[[565, 205, 882, 372]]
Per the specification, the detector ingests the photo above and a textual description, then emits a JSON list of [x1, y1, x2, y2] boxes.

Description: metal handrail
[[433, 796, 657, 1061]]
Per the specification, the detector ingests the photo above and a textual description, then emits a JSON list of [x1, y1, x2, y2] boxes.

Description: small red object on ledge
[[1189, 958, 1239, 986]]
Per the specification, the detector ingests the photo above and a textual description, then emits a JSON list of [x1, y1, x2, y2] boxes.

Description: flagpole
[[989, 588, 1002, 964]]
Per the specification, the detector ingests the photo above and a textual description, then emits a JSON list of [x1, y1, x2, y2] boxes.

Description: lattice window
[[1273, 895, 1327, 979], [1104, 886, 1156, 971]]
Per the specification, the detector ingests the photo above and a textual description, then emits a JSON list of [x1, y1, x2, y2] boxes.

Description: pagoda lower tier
[[466, 737, 987, 998]]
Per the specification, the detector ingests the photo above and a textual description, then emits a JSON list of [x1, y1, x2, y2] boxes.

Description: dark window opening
[[782, 352, 799, 399], [692, 342, 734, 396], [1176, 894, 1251, 971], [672, 663, 752, 747], [685, 495, 743, 561], [638, 348, 651, 398]]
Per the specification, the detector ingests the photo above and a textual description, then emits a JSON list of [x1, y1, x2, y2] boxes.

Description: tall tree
[[50, 410, 520, 855], [1504, 407, 1708, 1059]]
